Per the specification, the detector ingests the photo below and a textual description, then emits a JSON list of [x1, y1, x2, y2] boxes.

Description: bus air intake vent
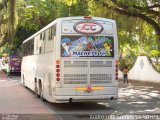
[[64, 61, 88, 68], [64, 74, 87, 84], [90, 61, 112, 67], [90, 74, 112, 84]]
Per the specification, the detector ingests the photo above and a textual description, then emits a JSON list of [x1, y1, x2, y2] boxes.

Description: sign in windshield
[[61, 35, 114, 57]]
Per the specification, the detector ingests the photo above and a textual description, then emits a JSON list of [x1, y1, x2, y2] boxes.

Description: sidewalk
[[119, 79, 160, 87], [0, 69, 7, 80]]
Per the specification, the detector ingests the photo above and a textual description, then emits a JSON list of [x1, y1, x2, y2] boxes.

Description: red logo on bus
[[73, 21, 103, 34]]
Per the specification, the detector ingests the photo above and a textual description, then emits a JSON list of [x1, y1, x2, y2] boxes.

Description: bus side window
[[23, 39, 34, 56], [28, 41, 30, 55], [53, 25, 56, 37], [22, 44, 25, 56], [48, 27, 53, 40], [25, 43, 27, 56], [40, 32, 45, 41], [48, 25, 56, 41], [26, 41, 29, 56], [44, 25, 56, 53], [40, 33, 43, 40], [43, 32, 46, 41], [31, 38, 34, 55]]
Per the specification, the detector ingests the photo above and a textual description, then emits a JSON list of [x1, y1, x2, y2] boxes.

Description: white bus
[[21, 16, 119, 103]]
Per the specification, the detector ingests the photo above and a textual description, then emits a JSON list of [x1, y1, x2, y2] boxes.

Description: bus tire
[[22, 75, 25, 86], [39, 80, 45, 102], [35, 82, 40, 98], [35, 87, 40, 98], [40, 92, 45, 102]]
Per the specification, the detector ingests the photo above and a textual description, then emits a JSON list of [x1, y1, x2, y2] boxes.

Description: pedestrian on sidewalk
[[6, 62, 11, 78], [123, 66, 129, 83]]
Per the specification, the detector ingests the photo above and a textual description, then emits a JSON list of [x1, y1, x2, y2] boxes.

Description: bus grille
[[90, 74, 112, 84], [64, 74, 87, 84], [63, 74, 112, 84], [90, 61, 112, 67], [63, 60, 113, 85], [64, 61, 88, 68]]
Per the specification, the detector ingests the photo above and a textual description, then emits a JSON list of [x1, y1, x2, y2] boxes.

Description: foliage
[[0, 0, 159, 71], [150, 50, 160, 57], [1, 0, 90, 55], [153, 63, 160, 72], [89, 0, 160, 70], [96, 0, 160, 40], [0, 0, 20, 46]]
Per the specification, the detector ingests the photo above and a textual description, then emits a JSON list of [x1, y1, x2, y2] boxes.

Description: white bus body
[[21, 16, 118, 103]]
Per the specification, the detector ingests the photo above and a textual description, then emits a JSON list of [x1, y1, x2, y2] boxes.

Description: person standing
[[123, 66, 129, 83], [6, 62, 11, 78]]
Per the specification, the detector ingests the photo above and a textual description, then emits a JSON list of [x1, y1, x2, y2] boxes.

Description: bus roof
[[22, 16, 116, 44]]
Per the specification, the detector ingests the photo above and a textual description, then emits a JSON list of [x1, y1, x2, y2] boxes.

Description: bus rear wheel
[[40, 92, 45, 102], [39, 81, 45, 102], [35, 83, 40, 98]]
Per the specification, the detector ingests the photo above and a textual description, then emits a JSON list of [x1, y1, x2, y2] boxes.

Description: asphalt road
[[0, 70, 160, 120]]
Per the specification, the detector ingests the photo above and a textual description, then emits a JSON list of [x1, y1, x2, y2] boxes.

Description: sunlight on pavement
[[119, 84, 160, 101], [0, 79, 20, 87], [127, 102, 148, 104], [144, 107, 160, 113], [114, 81, 160, 115], [148, 93, 160, 97]]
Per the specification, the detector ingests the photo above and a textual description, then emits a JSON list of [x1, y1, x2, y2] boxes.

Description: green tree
[[0, 0, 19, 47], [89, 0, 159, 69], [92, 0, 160, 42]]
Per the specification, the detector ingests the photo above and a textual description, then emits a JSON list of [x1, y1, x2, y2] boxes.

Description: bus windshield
[[61, 35, 114, 57]]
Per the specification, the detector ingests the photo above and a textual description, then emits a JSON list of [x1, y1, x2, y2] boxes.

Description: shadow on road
[[45, 80, 160, 116], [117, 80, 160, 114]]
